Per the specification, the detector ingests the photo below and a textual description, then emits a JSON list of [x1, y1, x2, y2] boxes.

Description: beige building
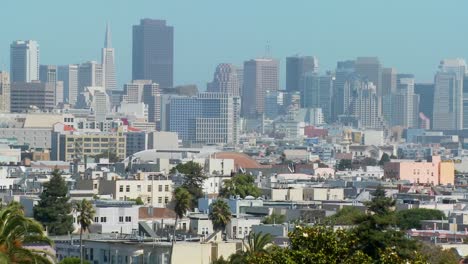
[[98, 172, 173, 207], [0, 71, 10, 112]]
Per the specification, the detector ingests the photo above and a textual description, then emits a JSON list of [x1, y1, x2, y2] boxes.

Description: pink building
[[384, 156, 454, 185]]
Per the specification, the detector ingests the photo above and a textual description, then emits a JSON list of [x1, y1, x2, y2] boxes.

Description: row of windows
[[119, 184, 169, 192], [93, 216, 132, 223]]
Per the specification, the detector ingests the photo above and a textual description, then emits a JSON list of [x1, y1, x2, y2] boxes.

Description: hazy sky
[[1, 0, 468, 89]]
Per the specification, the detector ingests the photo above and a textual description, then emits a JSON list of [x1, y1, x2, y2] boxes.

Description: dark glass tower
[[132, 19, 174, 89]]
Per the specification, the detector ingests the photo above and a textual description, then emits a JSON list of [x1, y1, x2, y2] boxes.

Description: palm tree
[[0, 202, 54, 263], [229, 232, 273, 263], [170, 187, 192, 263], [74, 199, 95, 264], [208, 199, 232, 239]]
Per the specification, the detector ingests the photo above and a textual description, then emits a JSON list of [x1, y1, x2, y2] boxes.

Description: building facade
[[0, 72, 10, 112], [207, 63, 241, 96], [286, 56, 318, 92], [102, 23, 117, 91], [10, 81, 55, 112], [58, 64, 79, 105], [10, 40, 39, 82], [132, 19, 174, 89]]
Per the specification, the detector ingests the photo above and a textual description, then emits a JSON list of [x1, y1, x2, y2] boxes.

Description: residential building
[[10, 40, 39, 82], [242, 58, 279, 118], [168, 93, 240, 145], [349, 81, 384, 129], [207, 63, 241, 96], [10, 81, 55, 112], [132, 19, 174, 89], [0, 71, 10, 112], [58, 65, 79, 105], [433, 59, 466, 130], [102, 23, 117, 91], [384, 156, 455, 185], [381, 67, 397, 96], [286, 55, 318, 92]]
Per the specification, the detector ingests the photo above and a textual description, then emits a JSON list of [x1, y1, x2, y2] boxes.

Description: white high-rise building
[[389, 74, 419, 128], [0, 72, 10, 112], [58, 65, 79, 105], [350, 81, 384, 129], [433, 59, 466, 130], [207, 63, 241, 96], [102, 23, 117, 91], [10, 40, 39, 82], [123, 80, 160, 128]]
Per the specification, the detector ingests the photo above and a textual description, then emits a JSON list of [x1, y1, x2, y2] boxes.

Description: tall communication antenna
[[264, 41, 271, 59]]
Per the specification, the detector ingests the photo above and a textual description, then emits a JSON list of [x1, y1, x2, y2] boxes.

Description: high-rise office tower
[[0, 72, 10, 112], [10, 81, 55, 112], [123, 80, 161, 128], [432, 59, 466, 130], [332, 60, 355, 121], [264, 90, 283, 120], [39, 65, 63, 105], [168, 93, 240, 145], [355, 57, 382, 96], [132, 19, 174, 89], [242, 58, 279, 118], [78, 61, 103, 96], [102, 23, 117, 91], [10, 40, 39, 82], [207, 63, 241, 96], [286, 56, 318, 92], [414, 83, 434, 128], [301, 72, 333, 122], [58, 65, 79, 105], [381, 68, 397, 96], [386, 74, 419, 128], [349, 81, 384, 129]]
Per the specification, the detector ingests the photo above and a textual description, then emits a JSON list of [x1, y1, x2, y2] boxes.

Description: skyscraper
[[432, 59, 466, 130], [414, 83, 434, 128], [300, 72, 333, 122], [381, 68, 397, 96], [0, 72, 10, 112], [332, 60, 355, 121], [102, 23, 117, 91], [58, 65, 79, 105], [10, 40, 39, 82], [387, 74, 419, 128], [355, 57, 382, 96], [123, 80, 161, 128], [78, 61, 103, 95], [10, 81, 55, 112], [286, 56, 318, 92], [132, 19, 174, 89], [349, 81, 384, 129], [168, 93, 240, 145], [242, 58, 279, 118], [40, 65, 63, 105], [207, 63, 241, 96]]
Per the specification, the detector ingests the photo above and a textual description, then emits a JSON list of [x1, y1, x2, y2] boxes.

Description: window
[[147, 197, 151, 203], [165, 185, 169, 192], [147, 185, 152, 192], [137, 185, 141, 192], [164, 197, 169, 204], [158, 185, 162, 192], [158, 197, 162, 203], [93, 184, 98, 189], [125, 216, 132, 222], [119, 216, 123, 223], [239, 227, 242, 235], [100, 217, 107, 223], [119, 186, 123, 192], [126, 185, 130, 192]]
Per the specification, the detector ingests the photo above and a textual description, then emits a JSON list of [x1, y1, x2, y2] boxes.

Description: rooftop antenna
[[264, 41, 271, 59]]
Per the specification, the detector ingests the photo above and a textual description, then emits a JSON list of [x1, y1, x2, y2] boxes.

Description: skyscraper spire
[[104, 22, 112, 48]]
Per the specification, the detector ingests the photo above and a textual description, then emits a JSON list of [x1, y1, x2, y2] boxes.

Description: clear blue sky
[[1, 0, 468, 89]]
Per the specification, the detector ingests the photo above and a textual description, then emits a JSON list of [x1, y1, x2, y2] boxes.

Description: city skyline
[[1, 1, 468, 89]]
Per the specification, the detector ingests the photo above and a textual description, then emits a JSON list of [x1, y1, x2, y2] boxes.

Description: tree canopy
[[379, 153, 391, 166], [324, 206, 365, 225], [220, 174, 261, 198], [262, 213, 286, 225], [396, 208, 446, 230], [34, 169, 74, 235], [171, 161, 207, 208], [209, 199, 232, 232]]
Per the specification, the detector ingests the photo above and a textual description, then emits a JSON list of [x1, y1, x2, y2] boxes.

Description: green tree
[[396, 208, 446, 230], [262, 213, 286, 224], [171, 161, 207, 207], [229, 232, 274, 263], [336, 159, 352, 171], [379, 153, 391, 166], [59, 257, 91, 264], [0, 202, 54, 264], [324, 206, 365, 225], [209, 200, 232, 235], [220, 174, 261, 198], [418, 242, 459, 264], [128, 197, 144, 205], [170, 187, 192, 263], [74, 199, 95, 264], [34, 169, 74, 235]]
